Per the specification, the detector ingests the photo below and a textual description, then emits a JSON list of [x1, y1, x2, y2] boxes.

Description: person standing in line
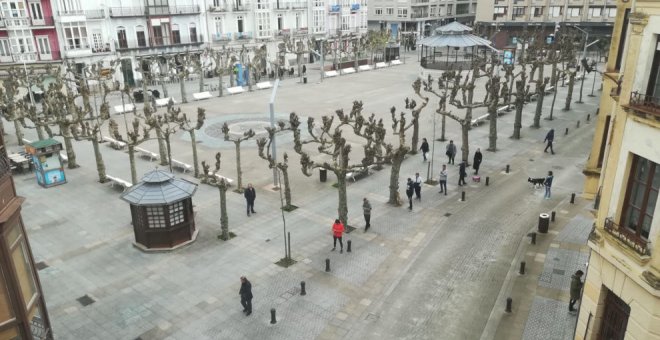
[[414, 172, 423, 200], [244, 183, 256, 216], [331, 219, 345, 253], [544, 171, 554, 199], [458, 160, 467, 186], [473, 148, 483, 175], [420, 138, 430, 162], [569, 270, 584, 312], [406, 178, 414, 210], [438, 164, 448, 195], [544, 128, 555, 154], [239, 276, 253, 316], [362, 198, 372, 232], [446, 140, 457, 165]]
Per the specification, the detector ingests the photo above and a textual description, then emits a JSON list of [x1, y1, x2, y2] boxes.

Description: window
[[295, 12, 300, 29], [0, 39, 10, 57], [615, 9, 630, 71], [647, 38, 660, 98], [0, 265, 15, 323], [277, 14, 283, 30], [189, 24, 197, 43], [493, 6, 506, 20], [621, 155, 658, 240], [341, 14, 349, 30], [146, 0, 169, 15], [237, 15, 244, 33], [136, 25, 146, 47], [5, 223, 37, 307], [397, 8, 407, 18], [91, 32, 103, 50], [606, 7, 617, 18], [385, 7, 393, 15], [313, 0, 324, 7], [589, 7, 601, 18], [447, 4, 452, 15], [57, 0, 81, 13], [29, 2, 43, 20], [117, 26, 127, 48], [257, 12, 270, 38], [168, 201, 185, 225], [549, 6, 562, 18], [146, 206, 166, 228], [375, 7, 382, 15], [62, 22, 88, 50], [256, 0, 269, 10], [172, 24, 181, 44], [1, 1, 27, 18], [151, 20, 171, 45], [214, 17, 223, 35], [567, 7, 581, 17], [512, 6, 525, 18], [36, 36, 50, 55], [313, 9, 324, 33], [532, 7, 543, 17], [430, 6, 435, 17]]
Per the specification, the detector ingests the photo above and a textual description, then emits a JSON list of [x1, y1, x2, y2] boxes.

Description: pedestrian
[[420, 138, 430, 162], [362, 197, 372, 232], [406, 178, 414, 210], [244, 183, 256, 216], [414, 172, 423, 200], [446, 140, 457, 165], [331, 219, 345, 253], [473, 148, 482, 175], [569, 270, 584, 312], [544, 171, 553, 199], [438, 164, 447, 195], [458, 160, 467, 186], [239, 276, 253, 316], [544, 128, 555, 154]]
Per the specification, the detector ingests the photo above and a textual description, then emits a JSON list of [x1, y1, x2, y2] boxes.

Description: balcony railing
[[233, 3, 252, 11], [4, 17, 30, 28], [145, 5, 200, 16], [234, 32, 253, 40], [604, 217, 651, 256], [115, 36, 204, 50], [109, 7, 145, 17], [212, 33, 232, 42], [57, 9, 84, 16], [628, 91, 660, 119], [30, 16, 54, 26], [85, 9, 105, 19]]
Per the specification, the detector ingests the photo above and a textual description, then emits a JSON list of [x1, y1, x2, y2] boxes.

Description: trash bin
[[538, 213, 550, 234], [319, 169, 327, 182]]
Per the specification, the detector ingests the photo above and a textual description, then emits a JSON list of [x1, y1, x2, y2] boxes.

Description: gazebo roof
[[120, 169, 197, 206], [434, 21, 473, 34], [419, 21, 497, 50]]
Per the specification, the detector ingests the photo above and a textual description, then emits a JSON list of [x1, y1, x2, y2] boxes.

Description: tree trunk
[[281, 165, 292, 208], [230, 71, 235, 88], [336, 170, 348, 224], [440, 114, 446, 141], [512, 97, 524, 139], [410, 121, 419, 154], [155, 128, 168, 166], [91, 137, 107, 183], [160, 78, 169, 98], [388, 150, 405, 205], [165, 135, 173, 173], [247, 63, 253, 92], [63, 135, 78, 169], [14, 120, 24, 146], [219, 184, 229, 239], [548, 77, 560, 120], [199, 68, 204, 93], [461, 123, 470, 163], [533, 86, 546, 128], [189, 130, 200, 178], [128, 144, 137, 184], [564, 73, 575, 111], [218, 73, 224, 97], [235, 142, 243, 191], [35, 123, 45, 140], [0, 117, 5, 135], [179, 75, 187, 103]]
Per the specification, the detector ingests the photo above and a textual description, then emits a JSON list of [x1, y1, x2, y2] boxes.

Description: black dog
[[528, 177, 545, 188]]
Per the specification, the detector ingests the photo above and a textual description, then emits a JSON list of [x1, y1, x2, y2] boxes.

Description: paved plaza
[[5, 52, 602, 339]]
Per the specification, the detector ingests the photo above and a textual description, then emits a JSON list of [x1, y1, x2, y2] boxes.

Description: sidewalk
[[482, 198, 594, 340]]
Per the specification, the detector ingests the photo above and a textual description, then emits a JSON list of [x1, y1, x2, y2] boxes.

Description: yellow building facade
[[578, 1, 660, 339]]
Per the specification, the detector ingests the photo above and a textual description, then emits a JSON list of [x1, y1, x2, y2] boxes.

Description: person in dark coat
[[362, 198, 372, 232], [420, 138, 430, 162], [239, 276, 253, 316], [244, 183, 256, 216], [414, 172, 423, 200], [544, 129, 555, 154], [446, 140, 457, 165], [406, 178, 414, 210], [473, 148, 482, 175], [458, 161, 467, 186], [569, 270, 584, 312]]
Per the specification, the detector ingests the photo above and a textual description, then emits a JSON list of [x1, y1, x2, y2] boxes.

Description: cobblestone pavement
[[5, 51, 603, 339]]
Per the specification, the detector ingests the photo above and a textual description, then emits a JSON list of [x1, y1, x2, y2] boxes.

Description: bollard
[[570, 193, 576, 204], [505, 298, 512, 313], [587, 114, 591, 122], [461, 191, 466, 201], [530, 232, 537, 245], [506, 164, 510, 173], [300, 281, 306, 296], [325, 258, 330, 272], [519, 261, 526, 275], [486, 177, 490, 186], [577, 120, 581, 128], [270, 308, 277, 324], [551, 211, 556, 222], [565, 127, 569, 135], [347, 240, 352, 253]]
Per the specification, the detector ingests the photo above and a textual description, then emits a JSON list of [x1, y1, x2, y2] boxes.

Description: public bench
[[207, 172, 235, 186], [358, 65, 372, 71], [135, 147, 158, 161], [171, 159, 193, 173], [324, 70, 339, 78], [192, 91, 213, 101], [256, 81, 273, 90], [113, 104, 135, 114], [341, 67, 356, 75], [390, 59, 402, 66], [106, 175, 132, 192], [102, 136, 127, 150], [375, 62, 388, 69], [226, 86, 245, 95], [471, 114, 490, 127], [155, 97, 177, 107]]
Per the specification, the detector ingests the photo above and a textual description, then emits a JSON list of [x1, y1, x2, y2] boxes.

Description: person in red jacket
[[331, 219, 345, 253]]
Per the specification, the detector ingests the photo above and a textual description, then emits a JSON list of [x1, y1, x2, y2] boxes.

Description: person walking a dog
[[438, 164, 448, 195], [420, 138, 430, 162], [446, 140, 457, 165], [406, 178, 415, 210], [544, 171, 554, 199], [544, 129, 555, 154]]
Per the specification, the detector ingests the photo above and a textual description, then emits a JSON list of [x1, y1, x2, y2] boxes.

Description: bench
[[375, 62, 388, 69], [497, 105, 512, 116], [113, 104, 135, 114], [256, 81, 273, 90], [192, 91, 213, 101], [341, 67, 356, 75], [102, 136, 127, 150], [529, 93, 539, 102], [471, 114, 490, 127], [135, 147, 158, 161], [155, 97, 177, 107], [59, 151, 68, 163], [21, 138, 32, 145], [576, 74, 584, 81], [545, 86, 555, 94], [226, 86, 245, 95], [358, 65, 372, 71], [171, 159, 193, 173], [346, 166, 375, 182], [390, 59, 402, 66], [106, 175, 132, 192], [324, 70, 339, 78], [207, 172, 235, 186]]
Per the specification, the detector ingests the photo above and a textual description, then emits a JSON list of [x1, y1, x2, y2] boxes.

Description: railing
[[115, 36, 204, 50], [628, 91, 660, 118], [85, 9, 105, 19], [92, 44, 113, 54], [411, 13, 428, 19], [604, 218, 651, 256], [57, 9, 84, 15], [277, 29, 291, 36], [63, 43, 91, 51], [234, 32, 253, 40], [109, 7, 145, 17], [30, 16, 54, 26], [212, 33, 232, 41], [159, 5, 201, 15], [233, 3, 252, 11], [294, 27, 308, 35], [290, 2, 307, 9], [4, 17, 29, 28]]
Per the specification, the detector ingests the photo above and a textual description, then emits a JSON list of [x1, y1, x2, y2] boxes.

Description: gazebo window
[[146, 206, 166, 228], [168, 202, 185, 225]]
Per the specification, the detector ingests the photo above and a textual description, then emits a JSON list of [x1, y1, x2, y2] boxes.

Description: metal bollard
[[570, 193, 576, 204], [325, 258, 330, 272], [300, 281, 306, 296], [577, 120, 581, 128], [270, 308, 277, 324], [519, 261, 526, 275], [486, 177, 490, 186], [506, 298, 512, 313], [587, 114, 591, 122], [347, 240, 352, 253], [461, 191, 466, 201], [506, 164, 510, 173], [529, 232, 537, 245], [565, 127, 569, 135], [551, 211, 556, 222]]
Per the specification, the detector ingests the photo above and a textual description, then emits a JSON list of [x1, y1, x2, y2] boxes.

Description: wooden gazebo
[[120, 169, 198, 252], [419, 21, 497, 70]]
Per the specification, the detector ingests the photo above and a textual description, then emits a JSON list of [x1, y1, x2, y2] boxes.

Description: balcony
[[212, 33, 232, 42], [92, 44, 113, 54], [109, 7, 145, 17], [233, 3, 252, 12], [145, 5, 200, 16], [294, 27, 308, 35], [604, 218, 651, 257], [627, 91, 660, 121], [277, 29, 291, 36], [234, 32, 252, 40], [291, 2, 307, 9], [4, 17, 30, 28], [115, 36, 204, 51], [30, 16, 55, 27], [57, 9, 84, 16], [85, 9, 105, 19]]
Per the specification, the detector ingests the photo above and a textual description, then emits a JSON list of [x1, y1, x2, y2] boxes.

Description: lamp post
[[570, 25, 598, 104], [588, 61, 597, 97]]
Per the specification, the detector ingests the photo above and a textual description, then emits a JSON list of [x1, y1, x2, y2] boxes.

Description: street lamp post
[[588, 61, 597, 97], [571, 25, 598, 104]]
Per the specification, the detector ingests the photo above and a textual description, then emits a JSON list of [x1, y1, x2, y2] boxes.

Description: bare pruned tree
[[201, 153, 233, 240], [168, 105, 206, 177], [256, 121, 295, 210], [222, 122, 255, 192]]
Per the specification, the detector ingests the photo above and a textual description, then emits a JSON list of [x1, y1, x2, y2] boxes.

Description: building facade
[[475, 0, 616, 50], [0, 0, 61, 70], [367, 0, 477, 38], [577, 1, 660, 339]]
